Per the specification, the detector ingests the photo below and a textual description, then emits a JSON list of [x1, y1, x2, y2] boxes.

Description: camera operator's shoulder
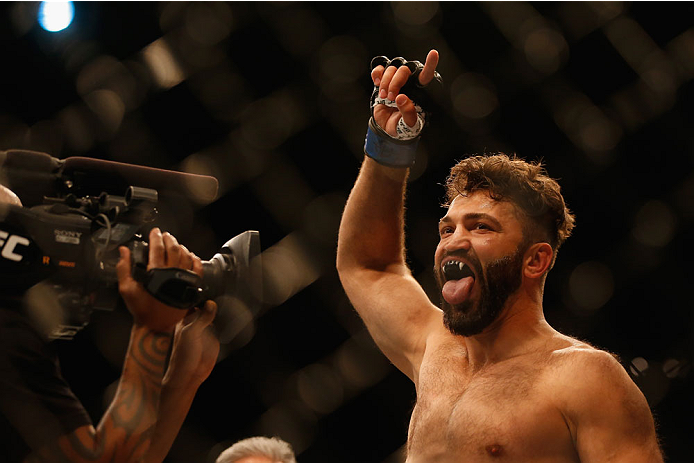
[[0, 305, 48, 358]]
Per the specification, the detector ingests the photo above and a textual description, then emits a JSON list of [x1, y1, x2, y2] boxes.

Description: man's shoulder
[[541, 338, 662, 460], [546, 338, 626, 382], [543, 339, 644, 410], [549, 336, 620, 362]]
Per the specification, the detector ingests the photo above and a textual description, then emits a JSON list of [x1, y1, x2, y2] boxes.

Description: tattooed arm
[[143, 300, 220, 463], [26, 228, 203, 462], [26, 326, 173, 462]]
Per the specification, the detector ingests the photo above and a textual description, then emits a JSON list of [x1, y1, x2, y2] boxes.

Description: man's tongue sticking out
[[442, 276, 474, 305], [441, 261, 476, 306]]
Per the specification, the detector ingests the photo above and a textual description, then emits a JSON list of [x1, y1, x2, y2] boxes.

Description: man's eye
[[474, 223, 491, 230], [440, 227, 454, 236]]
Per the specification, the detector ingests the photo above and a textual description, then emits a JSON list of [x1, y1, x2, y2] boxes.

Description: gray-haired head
[[0, 184, 21, 207], [216, 436, 297, 463]]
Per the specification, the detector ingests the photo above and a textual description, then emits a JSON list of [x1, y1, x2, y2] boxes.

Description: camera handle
[[129, 240, 205, 310]]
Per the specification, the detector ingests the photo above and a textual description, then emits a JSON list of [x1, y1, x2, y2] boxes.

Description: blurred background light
[[296, 363, 344, 415], [392, 1, 439, 26], [630, 357, 649, 377], [257, 400, 317, 455], [142, 38, 185, 89], [38, 1, 74, 32], [629, 357, 675, 407], [568, 261, 615, 313], [260, 233, 322, 307], [183, 1, 234, 46], [662, 358, 687, 379], [631, 200, 677, 248], [523, 26, 568, 74], [2, 2, 693, 461], [451, 73, 499, 120]]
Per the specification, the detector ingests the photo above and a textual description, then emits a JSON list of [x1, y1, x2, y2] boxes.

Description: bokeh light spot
[[451, 73, 499, 120], [630, 357, 649, 377], [392, 1, 439, 26], [631, 200, 677, 248], [39, 1, 74, 32], [568, 261, 614, 313]]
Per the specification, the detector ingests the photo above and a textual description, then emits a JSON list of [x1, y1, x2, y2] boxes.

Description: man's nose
[[442, 228, 472, 253]]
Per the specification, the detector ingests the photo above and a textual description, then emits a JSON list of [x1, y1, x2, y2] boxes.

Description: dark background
[[1, 1, 692, 461]]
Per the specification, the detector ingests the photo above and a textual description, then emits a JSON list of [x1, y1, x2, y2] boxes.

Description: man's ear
[[523, 243, 554, 279]]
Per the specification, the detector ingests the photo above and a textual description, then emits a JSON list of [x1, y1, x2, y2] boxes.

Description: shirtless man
[[336, 50, 663, 462]]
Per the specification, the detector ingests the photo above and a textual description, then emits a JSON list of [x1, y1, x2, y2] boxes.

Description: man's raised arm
[[336, 50, 443, 380]]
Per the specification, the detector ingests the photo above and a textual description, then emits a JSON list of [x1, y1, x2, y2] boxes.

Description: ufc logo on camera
[[0, 230, 30, 262]]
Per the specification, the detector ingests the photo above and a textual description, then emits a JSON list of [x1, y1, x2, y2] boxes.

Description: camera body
[[0, 150, 260, 339]]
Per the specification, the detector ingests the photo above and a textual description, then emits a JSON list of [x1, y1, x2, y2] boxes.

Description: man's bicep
[[575, 400, 663, 463], [570, 352, 663, 462], [340, 267, 442, 380]]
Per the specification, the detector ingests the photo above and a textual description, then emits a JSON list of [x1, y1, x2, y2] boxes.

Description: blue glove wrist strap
[[363, 118, 419, 168]]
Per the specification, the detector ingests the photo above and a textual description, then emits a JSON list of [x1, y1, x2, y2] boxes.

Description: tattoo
[[34, 327, 172, 461], [65, 427, 105, 460], [131, 330, 171, 379]]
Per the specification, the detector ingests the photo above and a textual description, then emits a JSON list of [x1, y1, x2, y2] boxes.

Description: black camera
[[0, 150, 261, 339]]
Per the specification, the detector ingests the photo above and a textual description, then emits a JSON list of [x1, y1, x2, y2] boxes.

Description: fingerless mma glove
[[364, 55, 442, 168]]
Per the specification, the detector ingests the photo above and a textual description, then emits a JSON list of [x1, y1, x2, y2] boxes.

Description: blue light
[[38, 1, 75, 32]]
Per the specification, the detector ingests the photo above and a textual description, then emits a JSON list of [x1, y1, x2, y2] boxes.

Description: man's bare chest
[[407, 349, 578, 462]]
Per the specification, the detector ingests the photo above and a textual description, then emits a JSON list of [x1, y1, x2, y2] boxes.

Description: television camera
[[0, 149, 261, 339]]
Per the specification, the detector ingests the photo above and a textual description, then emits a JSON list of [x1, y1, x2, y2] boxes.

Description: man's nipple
[[485, 444, 503, 457]]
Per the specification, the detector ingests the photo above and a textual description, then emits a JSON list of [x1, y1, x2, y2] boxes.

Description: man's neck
[[463, 290, 555, 370]]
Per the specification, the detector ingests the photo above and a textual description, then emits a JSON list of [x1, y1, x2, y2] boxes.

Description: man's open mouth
[[442, 260, 475, 281]]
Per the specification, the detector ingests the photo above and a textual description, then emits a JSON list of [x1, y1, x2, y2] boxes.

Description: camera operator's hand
[[165, 300, 220, 389], [142, 299, 220, 463], [371, 49, 439, 137], [116, 228, 203, 332]]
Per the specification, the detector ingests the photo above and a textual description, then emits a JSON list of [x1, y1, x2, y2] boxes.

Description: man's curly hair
[[445, 153, 575, 251]]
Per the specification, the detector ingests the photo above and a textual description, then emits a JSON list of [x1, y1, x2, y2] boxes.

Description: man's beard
[[435, 245, 525, 337]]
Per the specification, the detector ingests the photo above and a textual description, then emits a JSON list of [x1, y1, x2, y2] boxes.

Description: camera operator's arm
[[143, 300, 219, 463], [121, 229, 221, 463], [27, 228, 196, 462]]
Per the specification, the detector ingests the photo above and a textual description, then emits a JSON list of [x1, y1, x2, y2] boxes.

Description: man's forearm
[[143, 301, 220, 463], [141, 381, 198, 463], [337, 157, 410, 273], [95, 325, 171, 460], [35, 325, 172, 462]]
